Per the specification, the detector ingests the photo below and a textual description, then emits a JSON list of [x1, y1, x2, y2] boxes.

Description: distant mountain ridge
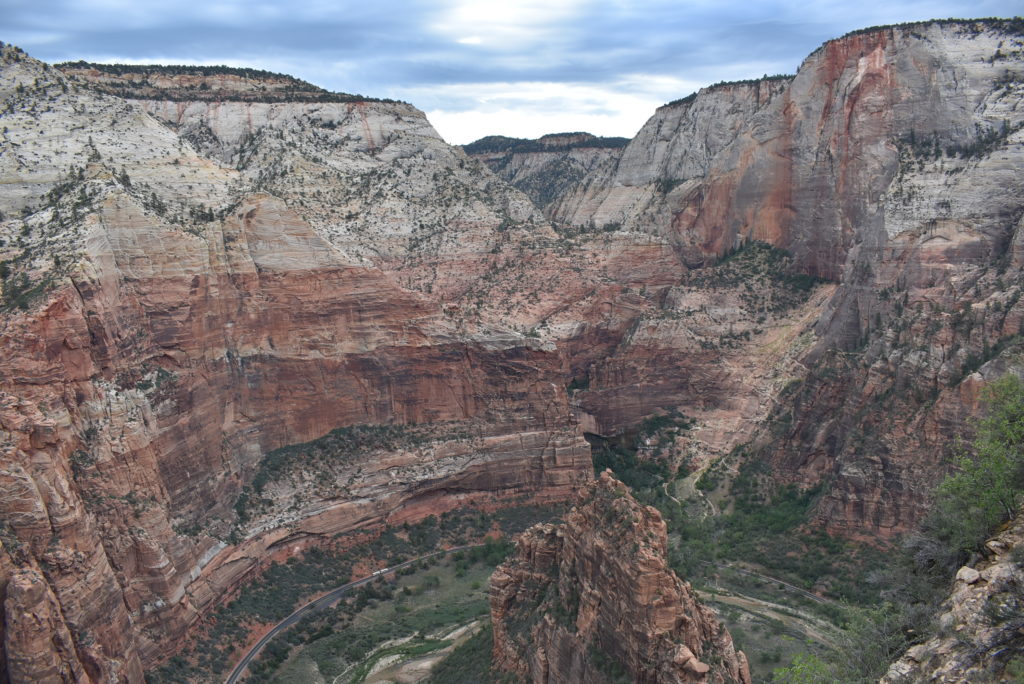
[[462, 132, 630, 155], [56, 59, 397, 103]]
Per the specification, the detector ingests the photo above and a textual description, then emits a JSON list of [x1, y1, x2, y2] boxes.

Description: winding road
[[224, 544, 482, 684], [224, 546, 842, 682], [710, 562, 832, 606]]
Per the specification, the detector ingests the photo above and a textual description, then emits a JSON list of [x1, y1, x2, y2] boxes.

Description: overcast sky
[[4, 0, 1021, 143]]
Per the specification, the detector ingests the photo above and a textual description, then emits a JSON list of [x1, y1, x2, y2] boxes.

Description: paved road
[[224, 544, 482, 684], [695, 589, 840, 648], [701, 561, 833, 605]]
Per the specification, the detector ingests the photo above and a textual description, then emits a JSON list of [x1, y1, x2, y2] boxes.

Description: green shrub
[[926, 374, 1024, 561]]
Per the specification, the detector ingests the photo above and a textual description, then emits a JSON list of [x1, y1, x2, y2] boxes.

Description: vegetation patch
[[685, 241, 826, 311], [588, 410, 694, 489], [424, 623, 518, 684], [148, 506, 557, 683]]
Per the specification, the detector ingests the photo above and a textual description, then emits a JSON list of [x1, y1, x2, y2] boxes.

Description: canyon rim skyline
[[6, 0, 1024, 142]]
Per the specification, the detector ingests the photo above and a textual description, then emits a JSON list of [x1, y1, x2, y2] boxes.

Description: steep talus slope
[[491, 471, 751, 684], [0, 45, 593, 680], [549, 19, 1024, 536]]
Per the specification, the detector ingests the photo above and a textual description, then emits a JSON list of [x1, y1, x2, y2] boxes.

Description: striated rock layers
[[0, 16, 1023, 682], [491, 471, 751, 684], [0, 45, 594, 681], [882, 509, 1024, 683], [544, 19, 1024, 537], [463, 132, 629, 213]]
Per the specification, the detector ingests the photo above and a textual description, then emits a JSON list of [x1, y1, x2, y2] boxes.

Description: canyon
[[0, 16, 1021, 683]]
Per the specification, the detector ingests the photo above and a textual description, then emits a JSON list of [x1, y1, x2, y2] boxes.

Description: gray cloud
[[3, 0, 1021, 141]]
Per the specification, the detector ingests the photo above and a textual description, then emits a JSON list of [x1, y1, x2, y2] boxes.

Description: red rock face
[[546, 20, 1024, 536], [4, 567, 104, 682], [0, 189, 592, 678], [491, 472, 750, 684], [1, 19, 1023, 682]]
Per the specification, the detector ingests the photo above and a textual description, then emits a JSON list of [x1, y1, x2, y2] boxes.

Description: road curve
[[224, 544, 482, 684], [700, 561, 834, 606]]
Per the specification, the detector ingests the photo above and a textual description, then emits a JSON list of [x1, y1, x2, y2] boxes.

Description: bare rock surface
[[490, 471, 751, 684], [0, 17, 1022, 681]]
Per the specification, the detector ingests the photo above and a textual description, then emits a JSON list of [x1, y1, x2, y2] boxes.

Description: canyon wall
[[490, 471, 750, 684], [0, 47, 600, 681], [463, 132, 628, 213], [514, 19, 1024, 536], [0, 17, 1023, 682]]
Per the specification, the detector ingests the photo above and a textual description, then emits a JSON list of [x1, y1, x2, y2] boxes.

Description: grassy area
[[709, 602, 830, 682], [666, 454, 890, 609], [424, 623, 517, 684], [346, 639, 451, 684]]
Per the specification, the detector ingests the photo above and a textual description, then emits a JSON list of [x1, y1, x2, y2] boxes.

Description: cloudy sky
[[4, 0, 1021, 143]]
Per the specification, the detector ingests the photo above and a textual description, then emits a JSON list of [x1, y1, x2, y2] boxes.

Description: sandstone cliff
[[1, 16, 1023, 681], [463, 132, 628, 213], [490, 471, 750, 684], [548, 19, 1024, 537], [0, 44, 594, 681]]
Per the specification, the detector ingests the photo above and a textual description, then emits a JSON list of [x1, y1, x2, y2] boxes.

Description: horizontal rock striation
[[464, 132, 629, 212], [549, 19, 1024, 537], [0, 44, 594, 680], [491, 471, 750, 684], [1, 17, 1023, 681]]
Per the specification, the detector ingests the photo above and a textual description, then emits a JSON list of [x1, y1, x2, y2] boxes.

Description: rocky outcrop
[[552, 20, 1024, 281], [882, 511, 1024, 683], [4, 567, 94, 683], [549, 77, 792, 265], [0, 44, 594, 680], [491, 471, 750, 684], [56, 62, 381, 103], [1, 17, 1023, 680]]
